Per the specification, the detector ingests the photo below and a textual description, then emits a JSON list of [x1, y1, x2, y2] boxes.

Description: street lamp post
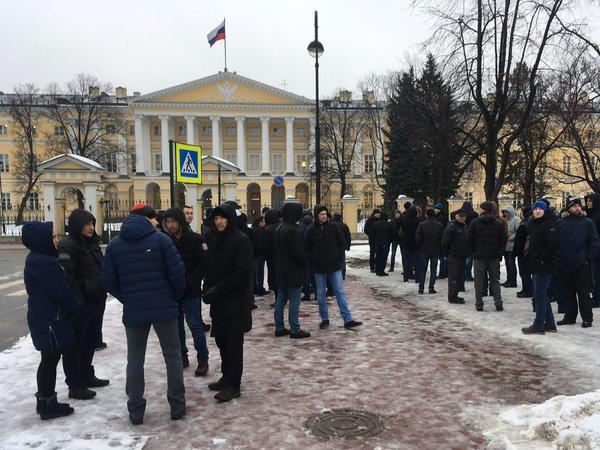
[[308, 10, 324, 205]]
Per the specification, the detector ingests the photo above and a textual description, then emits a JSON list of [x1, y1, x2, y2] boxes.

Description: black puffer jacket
[[58, 209, 106, 303], [162, 207, 208, 298], [203, 204, 253, 337], [332, 214, 352, 251], [250, 224, 267, 257], [526, 212, 559, 273], [586, 193, 600, 235], [415, 218, 444, 254], [467, 213, 506, 259], [401, 206, 420, 252], [441, 220, 469, 257], [303, 205, 345, 273], [558, 211, 600, 272], [275, 202, 307, 288], [264, 209, 280, 262], [371, 219, 396, 246], [363, 216, 378, 242]]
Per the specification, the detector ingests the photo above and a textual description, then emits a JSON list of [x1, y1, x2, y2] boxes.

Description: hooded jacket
[[162, 207, 208, 298], [101, 214, 186, 327], [501, 205, 521, 252], [274, 202, 308, 287], [371, 215, 396, 246], [57, 209, 106, 303], [441, 220, 469, 257], [202, 204, 253, 337], [586, 193, 600, 235], [332, 213, 352, 250], [526, 211, 559, 273], [558, 211, 600, 272], [23, 221, 83, 351], [264, 209, 281, 262], [467, 213, 506, 259], [303, 205, 346, 273], [415, 217, 444, 254]]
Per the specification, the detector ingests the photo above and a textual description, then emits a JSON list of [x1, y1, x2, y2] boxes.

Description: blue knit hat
[[532, 200, 548, 212], [434, 203, 443, 210]]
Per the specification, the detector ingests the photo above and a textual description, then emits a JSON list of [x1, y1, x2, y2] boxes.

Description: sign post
[[170, 140, 203, 207]]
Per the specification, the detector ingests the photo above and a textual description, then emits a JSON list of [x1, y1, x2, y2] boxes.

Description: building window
[[129, 125, 135, 136], [54, 126, 64, 136], [295, 153, 308, 173], [0, 154, 8, 172], [154, 125, 161, 136], [130, 153, 136, 173], [225, 153, 237, 165], [273, 127, 283, 137], [0, 125, 7, 135], [106, 124, 115, 134], [248, 154, 260, 175], [31, 126, 37, 136], [296, 127, 306, 137], [272, 154, 284, 175], [364, 154, 374, 173], [179, 125, 186, 137], [27, 192, 39, 210], [250, 126, 260, 137], [364, 191, 374, 210], [154, 154, 162, 172], [563, 156, 572, 173], [465, 192, 473, 203], [1, 193, 11, 210], [202, 126, 212, 137], [321, 157, 330, 172], [226, 126, 236, 137], [106, 153, 118, 173]]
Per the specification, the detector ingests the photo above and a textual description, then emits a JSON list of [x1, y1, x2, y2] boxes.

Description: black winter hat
[[480, 201, 494, 214], [566, 198, 582, 209], [426, 208, 436, 218]]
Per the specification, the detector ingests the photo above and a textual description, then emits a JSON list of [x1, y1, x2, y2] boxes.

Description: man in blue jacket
[[557, 198, 600, 328], [101, 204, 186, 425]]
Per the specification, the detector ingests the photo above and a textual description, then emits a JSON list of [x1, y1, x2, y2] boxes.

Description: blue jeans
[[504, 251, 517, 284], [274, 287, 302, 333], [177, 297, 209, 362], [254, 255, 266, 294], [314, 270, 353, 323], [532, 272, 555, 330], [412, 250, 422, 282], [592, 260, 600, 307], [517, 255, 533, 294], [375, 243, 390, 275], [420, 252, 439, 290]]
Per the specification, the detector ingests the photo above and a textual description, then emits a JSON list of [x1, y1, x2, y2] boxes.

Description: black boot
[[195, 361, 209, 377], [208, 377, 228, 391], [215, 385, 241, 402], [85, 375, 109, 388], [68, 387, 96, 400], [36, 393, 74, 420]]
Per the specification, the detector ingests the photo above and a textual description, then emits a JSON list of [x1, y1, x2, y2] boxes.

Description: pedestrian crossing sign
[[175, 142, 202, 184]]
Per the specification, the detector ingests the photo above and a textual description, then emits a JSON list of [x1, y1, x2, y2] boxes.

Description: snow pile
[[3, 431, 148, 450]]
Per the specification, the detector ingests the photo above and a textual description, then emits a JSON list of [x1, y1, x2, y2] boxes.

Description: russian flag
[[207, 20, 225, 47]]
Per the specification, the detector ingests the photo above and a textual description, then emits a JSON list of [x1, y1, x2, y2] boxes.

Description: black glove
[[202, 286, 218, 304]]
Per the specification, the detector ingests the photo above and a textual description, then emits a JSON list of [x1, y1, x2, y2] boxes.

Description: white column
[[185, 185, 199, 232], [185, 116, 196, 145], [354, 140, 362, 176], [141, 117, 151, 174], [235, 116, 246, 173], [211, 116, 222, 158], [133, 115, 146, 174], [260, 116, 270, 174], [42, 182, 56, 224], [159, 114, 171, 173], [83, 182, 99, 221], [285, 117, 295, 175]]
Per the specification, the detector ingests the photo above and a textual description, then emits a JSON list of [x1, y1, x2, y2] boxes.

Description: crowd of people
[[21, 200, 361, 424], [364, 196, 600, 336]]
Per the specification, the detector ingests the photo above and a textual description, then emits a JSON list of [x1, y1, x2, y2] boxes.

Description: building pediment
[[130, 71, 313, 107], [38, 154, 104, 172], [201, 155, 240, 173]]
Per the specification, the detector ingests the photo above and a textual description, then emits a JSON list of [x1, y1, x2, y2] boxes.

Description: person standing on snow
[[23, 221, 83, 420], [331, 212, 352, 279], [303, 205, 363, 330], [363, 208, 381, 273], [161, 207, 210, 376], [415, 208, 444, 294], [433, 203, 449, 279], [371, 212, 395, 277], [57, 209, 109, 399], [441, 209, 469, 304], [101, 205, 187, 425], [513, 206, 534, 298], [584, 193, 600, 307], [501, 206, 521, 288]]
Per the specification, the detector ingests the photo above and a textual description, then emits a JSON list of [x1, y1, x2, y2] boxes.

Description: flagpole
[[223, 17, 228, 72]]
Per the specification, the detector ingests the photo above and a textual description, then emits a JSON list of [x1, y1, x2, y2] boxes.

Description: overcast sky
[[2, 0, 600, 99]]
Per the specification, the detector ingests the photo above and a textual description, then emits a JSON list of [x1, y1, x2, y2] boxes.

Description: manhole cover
[[305, 409, 384, 439]]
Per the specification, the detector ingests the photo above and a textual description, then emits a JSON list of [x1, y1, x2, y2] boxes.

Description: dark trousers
[[532, 272, 555, 330], [369, 241, 376, 271], [97, 299, 106, 345], [474, 258, 502, 306], [559, 266, 593, 323], [254, 255, 266, 294], [302, 269, 314, 298], [267, 258, 278, 297], [517, 255, 533, 294], [389, 240, 400, 271], [400, 243, 413, 280], [591, 259, 600, 307], [37, 347, 77, 397], [67, 299, 105, 388], [375, 243, 390, 275], [438, 256, 448, 278], [504, 251, 517, 284], [419, 252, 439, 290], [464, 256, 474, 279], [447, 256, 466, 300], [215, 333, 244, 389]]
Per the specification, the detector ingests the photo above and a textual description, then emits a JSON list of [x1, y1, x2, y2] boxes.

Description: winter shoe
[[389, 268, 394, 272], [275, 328, 290, 337], [36, 393, 74, 420], [208, 378, 228, 392], [545, 325, 558, 333], [428, 288, 437, 294], [289, 330, 311, 339], [95, 342, 107, 351], [344, 320, 363, 329], [582, 321, 593, 328], [250, 304, 258, 310], [476, 305, 483, 311], [495, 304, 504, 312], [130, 416, 143, 425], [182, 354, 190, 368], [319, 320, 330, 329], [557, 318, 576, 326], [301, 296, 311, 302], [215, 386, 241, 402], [85, 376, 109, 388], [418, 289, 424, 295], [448, 297, 465, 304], [171, 406, 186, 420], [521, 326, 545, 335], [195, 361, 209, 377], [203, 323, 211, 332], [68, 387, 96, 400], [517, 291, 533, 298]]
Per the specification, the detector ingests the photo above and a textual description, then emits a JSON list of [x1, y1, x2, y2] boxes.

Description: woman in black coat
[[202, 204, 254, 402], [23, 221, 83, 420]]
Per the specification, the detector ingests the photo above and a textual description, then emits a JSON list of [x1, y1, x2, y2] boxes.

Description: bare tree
[[4, 84, 43, 224], [418, 0, 589, 201]]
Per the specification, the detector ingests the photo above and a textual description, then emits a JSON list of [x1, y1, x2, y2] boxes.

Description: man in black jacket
[[415, 208, 444, 294], [299, 215, 315, 301], [332, 212, 352, 279], [264, 209, 281, 298], [461, 201, 479, 281], [400, 205, 420, 282], [58, 209, 109, 399], [467, 201, 506, 311], [434, 203, 449, 279], [162, 207, 210, 376], [389, 210, 403, 272], [363, 209, 381, 273], [202, 204, 254, 402], [513, 207, 534, 298], [442, 210, 469, 304], [372, 212, 395, 276], [585, 193, 600, 307], [304, 205, 362, 330], [273, 202, 311, 339], [251, 216, 269, 296]]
